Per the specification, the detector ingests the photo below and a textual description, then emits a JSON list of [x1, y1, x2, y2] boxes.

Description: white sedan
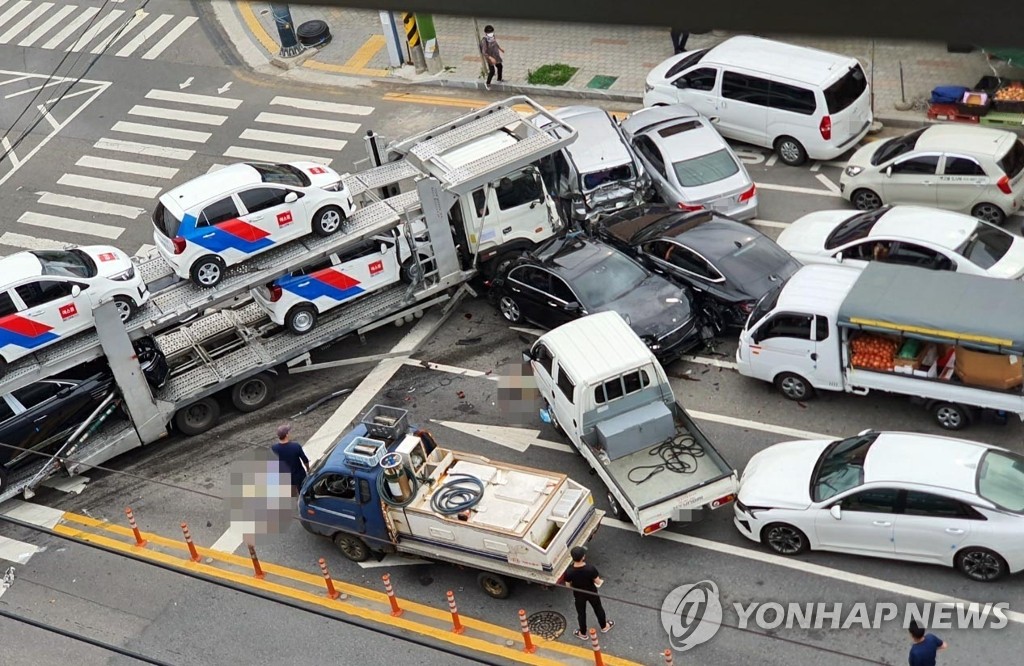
[[777, 205, 1024, 279], [734, 430, 1024, 581]]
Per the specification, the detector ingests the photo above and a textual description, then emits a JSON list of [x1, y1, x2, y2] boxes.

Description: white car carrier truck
[[299, 405, 604, 598], [0, 96, 577, 501], [525, 311, 738, 536]]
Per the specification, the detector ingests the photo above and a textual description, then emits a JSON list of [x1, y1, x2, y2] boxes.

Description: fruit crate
[[980, 111, 1024, 128], [927, 103, 979, 124], [974, 76, 1024, 112]]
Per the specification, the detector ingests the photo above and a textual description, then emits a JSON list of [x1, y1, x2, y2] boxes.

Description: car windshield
[[666, 49, 709, 78], [824, 64, 868, 114], [247, 162, 311, 187], [716, 236, 796, 284], [152, 201, 181, 238], [32, 249, 96, 278], [582, 163, 635, 191], [997, 139, 1024, 179], [571, 250, 649, 309], [977, 450, 1024, 513], [956, 223, 1015, 269], [870, 129, 926, 166], [748, 282, 782, 329], [824, 207, 891, 249], [811, 432, 879, 501], [672, 149, 740, 187]]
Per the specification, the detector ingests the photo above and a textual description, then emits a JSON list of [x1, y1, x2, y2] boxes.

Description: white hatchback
[[0, 246, 150, 376], [734, 430, 1024, 581], [152, 162, 356, 288], [778, 205, 1024, 279]]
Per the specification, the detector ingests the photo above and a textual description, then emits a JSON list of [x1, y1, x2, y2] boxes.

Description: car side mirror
[[834, 251, 844, 263], [71, 285, 81, 298], [708, 116, 720, 124], [673, 77, 689, 89], [285, 191, 299, 203], [380, 242, 388, 255], [563, 302, 582, 313], [884, 166, 893, 178], [829, 505, 842, 521], [523, 347, 538, 362]]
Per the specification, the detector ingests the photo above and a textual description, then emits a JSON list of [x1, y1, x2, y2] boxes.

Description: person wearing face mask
[[480, 25, 505, 89]]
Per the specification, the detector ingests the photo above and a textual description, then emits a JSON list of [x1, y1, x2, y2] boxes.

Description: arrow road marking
[[218, 81, 232, 94], [179, 76, 193, 89]]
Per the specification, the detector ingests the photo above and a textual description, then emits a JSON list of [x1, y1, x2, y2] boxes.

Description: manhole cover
[[527, 611, 566, 640]]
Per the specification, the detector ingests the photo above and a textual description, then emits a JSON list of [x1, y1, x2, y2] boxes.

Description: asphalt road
[[1, 2, 1023, 665]]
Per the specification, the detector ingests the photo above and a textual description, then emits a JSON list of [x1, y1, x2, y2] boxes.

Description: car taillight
[[998, 174, 1012, 195], [677, 202, 703, 212], [268, 284, 282, 302], [710, 493, 737, 509], [819, 115, 832, 141], [643, 519, 668, 535], [738, 300, 755, 314], [171, 236, 186, 255], [738, 184, 756, 202]]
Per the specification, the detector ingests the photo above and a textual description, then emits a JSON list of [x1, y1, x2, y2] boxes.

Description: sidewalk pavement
[[227, 2, 1024, 127]]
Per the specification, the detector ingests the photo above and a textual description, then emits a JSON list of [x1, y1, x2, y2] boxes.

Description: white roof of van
[[776, 264, 861, 318], [706, 36, 855, 86], [536, 311, 656, 385]]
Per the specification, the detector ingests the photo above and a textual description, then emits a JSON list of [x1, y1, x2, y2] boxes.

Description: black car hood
[[594, 275, 694, 338]]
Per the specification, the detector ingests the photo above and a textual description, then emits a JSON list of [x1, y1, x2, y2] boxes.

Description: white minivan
[[643, 36, 873, 166]]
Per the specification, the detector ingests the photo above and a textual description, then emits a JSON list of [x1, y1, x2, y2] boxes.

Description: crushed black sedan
[[491, 235, 704, 362], [596, 205, 801, 329]]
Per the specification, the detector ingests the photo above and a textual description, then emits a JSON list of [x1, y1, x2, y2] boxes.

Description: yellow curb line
[[303, 59, 390, 78], [238, 1, 279, 54], [61, 513, 641, 666], [380, 92, 630, 120]]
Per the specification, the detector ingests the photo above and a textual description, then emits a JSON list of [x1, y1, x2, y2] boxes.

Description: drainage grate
[[527, 611, 566, 640], [586, 75, 618, 90]]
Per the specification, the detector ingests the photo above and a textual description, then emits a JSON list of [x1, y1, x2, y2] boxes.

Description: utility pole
[[402, 12, 427, 73], [270, 3, 305, 58], [416, 14, 443, 74]]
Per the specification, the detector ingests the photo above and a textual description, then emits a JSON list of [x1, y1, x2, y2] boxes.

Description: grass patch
[[527, 63, 578, 87]]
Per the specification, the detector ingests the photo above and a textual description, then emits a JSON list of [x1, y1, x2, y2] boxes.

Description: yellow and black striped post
[[402, 11, 426, 72]]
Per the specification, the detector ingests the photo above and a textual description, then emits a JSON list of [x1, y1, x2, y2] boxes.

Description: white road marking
[[210, 521, 246, 554], [600, 517, 1024, 626], [0, 1, 30, 31], [114, 13, 171, 57], [255, 112, 360, 134], [689, 410, 833, 441], [680, 354, 738, 370], [810, 160, 848, 172], [0, 500, 65, 566], [402, 359, 496, 379], [239, 128, 347, 151], [128, 104, 228, 126], [41, 6, 99, 49], [207, 164, 228, 173], [0, 73, 32, 86], [66, 8, 124, 52], [0, 232, 68, 250], [140, 16, 197, 60], [134, 243, 156, 258], [223, 145, 332, 166], [3, 78, 63, 99], [94, 137, 194, 161], [19, 211, 124, 239], [37, 105, 60, 130], [270, 96, 376, 116], [0, 2, 52, 44], [39, 475, 90, 494], [754, 182, 842, 198], [764, 154, 778, 168], [111, 121, 211, 144], [57, 173, 161, 198], [815, 173, 842, 195], [17, 4, 75, 47], [145, 88, 243, 109], [750, 218, 789, 230], [356, 554, 430, 569], [76, 155, 179, 179], [432, 421, 573, 454], [0, 136, 19, 168], [90, 9, 147, 54], [37, 191, 145, 219], [508, 326, 546, 337], [44, 83, 105, 104]]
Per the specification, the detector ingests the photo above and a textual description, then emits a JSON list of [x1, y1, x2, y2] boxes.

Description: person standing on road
[[480, 25, 504, 89], [559, 546, 614, 640], [908, 623, 948, 666], [271, 424, 309, 495]]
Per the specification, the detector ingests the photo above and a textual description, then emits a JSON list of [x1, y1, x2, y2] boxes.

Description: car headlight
[[110, 266, 135, 281], [641, 335, 661, 351], [844, 165, 863, 178]]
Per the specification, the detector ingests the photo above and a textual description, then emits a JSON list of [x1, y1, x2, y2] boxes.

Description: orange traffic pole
[[446, 590, 464, 634], [664, 648, 675, 664], [180, 522, 200, 562], [382, 573, 403, 617], [125, 507, 146, 547], [589, 628, 605, 666], [247, 544, 265, 580], [519, 609, 537, 653], [318, 557, 340, 599]]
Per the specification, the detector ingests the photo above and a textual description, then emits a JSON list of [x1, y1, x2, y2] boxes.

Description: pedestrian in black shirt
[[271, 425, 309, 495], [560, 546, 614, 640]]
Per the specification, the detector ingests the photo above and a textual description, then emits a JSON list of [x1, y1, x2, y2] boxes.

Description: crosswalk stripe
[[19, 211, 124, 239], [0, 2, 51, 44], [94, 137, 194, 161], [41, 6, 99, 49], [0, 1, 30, 31], [67, 8, 124, 52], [224, 145, 333, 166], [207, 164, 228, 173], [0, 231, 69, 250], [270, 96, 375, 116], [114, 12, 170, 57], [134, 243, 156, 258], [255, 112, 360, 134], [145, 88, 243, 110], [111, 121, 211, 144], [17, 3, 74, 47], [37, 191, 145, 219], [128, 104, 228, 126], [57, 173, 162, 199], [91, 8, 146, 54], [140, 15, 197, 60], [76, 155, 179, 179], [239, 128, 346, 151]]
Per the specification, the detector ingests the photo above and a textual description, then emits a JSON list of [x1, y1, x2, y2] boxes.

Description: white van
[[736, 262, 1024, 430], [643, 36, 873, 166]]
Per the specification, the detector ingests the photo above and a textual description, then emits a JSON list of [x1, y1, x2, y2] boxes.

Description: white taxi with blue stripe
[[152, 162, 356, 288]]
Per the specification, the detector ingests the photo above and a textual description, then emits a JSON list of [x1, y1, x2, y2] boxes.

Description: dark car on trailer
[[490, 234, 704, 363], [596, 205, 801, 329]]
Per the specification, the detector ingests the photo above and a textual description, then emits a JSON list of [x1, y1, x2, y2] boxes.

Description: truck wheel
[[173, 397, 221, 436], [333, 533, 371, 562], [606, 492, 623, 520], [773, 372, 814, 401], [477, 572, 512, 599], [285, 304, 318, 334], [489, 250, 525, 281], [934, 402, 970, 430], [762, 523, 808, 556], [230, 373, 277, 413]]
